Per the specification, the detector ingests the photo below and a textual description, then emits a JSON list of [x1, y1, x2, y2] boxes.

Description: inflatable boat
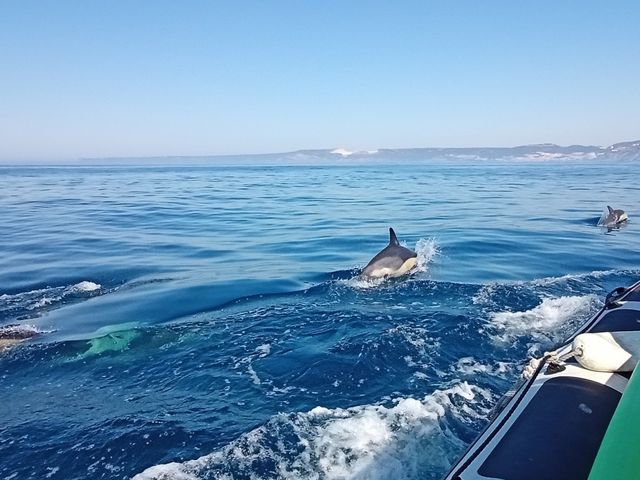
[[444, 280, 640, 480]]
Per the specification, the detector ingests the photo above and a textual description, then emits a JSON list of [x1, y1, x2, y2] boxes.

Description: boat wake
[[2, 267, 638, 480], [133, 382, 492, 480], [488, 295, 598, 346], [473, 269, 640, 308]]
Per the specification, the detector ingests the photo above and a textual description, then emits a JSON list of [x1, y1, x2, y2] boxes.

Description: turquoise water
[[1, 163, 639, 479]]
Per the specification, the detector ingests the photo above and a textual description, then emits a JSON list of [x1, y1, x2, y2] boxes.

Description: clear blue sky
[[1, 1, 639, 160]]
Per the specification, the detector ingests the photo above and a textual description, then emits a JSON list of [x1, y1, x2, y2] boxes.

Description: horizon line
[[1, 138, 639, 165]]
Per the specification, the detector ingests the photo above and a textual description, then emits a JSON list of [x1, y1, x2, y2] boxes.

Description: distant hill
[[80, 140, 640, 165]]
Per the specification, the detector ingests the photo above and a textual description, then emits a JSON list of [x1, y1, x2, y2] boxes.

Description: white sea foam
[[0, 287, 51, 310], [233, 343, 273, 386], [489, 295, 597, 343], [392, 325, 440, 358], [255, 343, 271, 357], [452, 357, 513, 377], [45, 466, 60, 478], [133, 382, 492, 480], [246, 364, 262, 385], [32, 297, 56, 308], [69, 281, 101, 292], [0, 280, 102, 312], [342, 276, 387, 289]]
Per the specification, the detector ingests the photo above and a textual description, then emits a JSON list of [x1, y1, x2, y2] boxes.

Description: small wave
[[488, 295, 597, 344], [0, 280, 102, 314], [133, 382, 491, 480], [528, 269, 638, 288], [472, 269, 640, 307]]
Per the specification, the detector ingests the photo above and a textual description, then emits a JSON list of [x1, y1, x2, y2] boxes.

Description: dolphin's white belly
[[368, 257, 417, 278], [619, 212, 629, 223]]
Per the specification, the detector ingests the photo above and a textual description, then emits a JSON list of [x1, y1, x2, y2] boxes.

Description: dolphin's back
[[362, 244, 417, 277], [0, 327, 37, 340], [604, 206, 628, 225], [361, 227, 419, 278], [0, 326, 38, 352]]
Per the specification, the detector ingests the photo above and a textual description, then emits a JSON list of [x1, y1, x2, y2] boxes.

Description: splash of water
[[133, 381, 492, 480], [489, 295, 597, 344]]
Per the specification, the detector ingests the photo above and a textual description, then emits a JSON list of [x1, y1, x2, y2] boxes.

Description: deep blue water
[[1, 162, 639, 480]]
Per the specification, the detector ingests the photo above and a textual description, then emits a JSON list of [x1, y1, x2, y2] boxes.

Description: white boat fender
[[572, 331, 640, 372]]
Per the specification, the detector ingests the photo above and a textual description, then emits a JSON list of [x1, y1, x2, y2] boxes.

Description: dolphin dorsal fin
[[607, 206, 614, 214], [389, 227, 399, 246]]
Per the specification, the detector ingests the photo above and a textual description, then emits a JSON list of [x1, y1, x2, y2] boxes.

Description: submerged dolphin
[[362, 228, 418, 278], [74, 330, 140, 361], [601, 206, 628, 227]]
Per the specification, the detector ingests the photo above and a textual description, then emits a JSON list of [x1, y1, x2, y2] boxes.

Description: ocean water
[[1, 162, 639, 480]]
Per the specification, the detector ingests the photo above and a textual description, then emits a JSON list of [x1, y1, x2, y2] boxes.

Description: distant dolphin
[[362, 228, 418, 278], [601, 206, 628, 227]]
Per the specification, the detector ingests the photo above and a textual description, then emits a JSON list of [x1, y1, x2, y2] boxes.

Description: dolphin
[[0, 325, 39, 352], [601, 206, 628, 227], [74, 330, 140, 361], [362, 228, 418, 278]]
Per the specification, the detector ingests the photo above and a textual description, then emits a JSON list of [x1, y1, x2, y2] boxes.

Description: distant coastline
[[3, 140, 639, 166]]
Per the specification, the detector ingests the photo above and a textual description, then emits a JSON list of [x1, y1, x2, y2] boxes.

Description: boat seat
[[478, 377, 620, 480]]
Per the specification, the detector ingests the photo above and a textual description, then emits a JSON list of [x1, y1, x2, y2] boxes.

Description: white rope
[[522, 356, 544, 379], [521, 348, 578, 379]]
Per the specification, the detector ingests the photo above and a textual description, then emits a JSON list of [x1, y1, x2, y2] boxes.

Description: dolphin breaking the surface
[[362, 228, 418, 278], [600, 206, 628, 227], [0, 325, 39, 352]]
